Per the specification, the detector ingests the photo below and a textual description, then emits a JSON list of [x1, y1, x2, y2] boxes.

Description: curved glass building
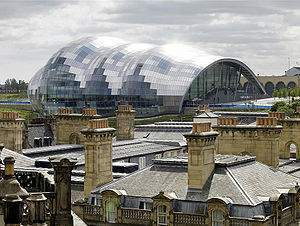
[[28, 37, 266, 116]]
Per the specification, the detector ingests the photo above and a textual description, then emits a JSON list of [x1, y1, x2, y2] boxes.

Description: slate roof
[[23, 140, 183, 166], [194, 111, 218, 118], [0, 148, 36, 168], [27, 123, 54, 148], [278, 160, 300, 179], [93, 155, 300, 207], [134, 122, 191, 143]]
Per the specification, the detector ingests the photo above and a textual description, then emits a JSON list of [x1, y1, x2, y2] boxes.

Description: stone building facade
[[0, 112, 24, 153], [74, 122, 300, 226], [213, 117, 282, 167], [54, 107, 102, 145]]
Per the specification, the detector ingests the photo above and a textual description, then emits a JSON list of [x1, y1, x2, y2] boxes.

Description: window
[[155, 154, 162, 159], [106, 200, 117, 223], [139, 201, 146, 209], [212, 209, 225, 226], [157, 205, 167, 226], [139, 156, 146, 169]]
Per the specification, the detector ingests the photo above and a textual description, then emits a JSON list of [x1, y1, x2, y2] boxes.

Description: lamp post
[[3, 194, 23, 226], [27, 193, 47, 225]]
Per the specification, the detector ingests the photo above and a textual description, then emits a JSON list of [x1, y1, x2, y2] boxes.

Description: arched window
[[106, 200, 117, 223], [276, 81, 285, 90], [157, 205, 167, 226], [69, 133, 80, 144], [288, 143, 298, 159], [287, 81, 296, 89], [265, 82, 274, 96], [212, 209, 225, 226]]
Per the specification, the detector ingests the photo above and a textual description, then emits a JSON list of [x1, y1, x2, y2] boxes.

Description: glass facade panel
[[28, 37, 266, 116]]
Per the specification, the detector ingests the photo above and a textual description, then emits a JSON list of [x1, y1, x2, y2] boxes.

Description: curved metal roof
[[29, 37, 265, 101]]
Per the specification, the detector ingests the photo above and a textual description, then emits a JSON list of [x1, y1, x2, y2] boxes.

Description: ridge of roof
[[91, 166, 151, 194], [225, 167, 255, 205]]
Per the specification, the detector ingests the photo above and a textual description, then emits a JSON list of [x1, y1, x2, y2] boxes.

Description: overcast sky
[[1, 0, 300, 83]]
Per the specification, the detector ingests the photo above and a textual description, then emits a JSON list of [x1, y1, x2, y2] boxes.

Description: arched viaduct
[[240, 75, 300, 96]]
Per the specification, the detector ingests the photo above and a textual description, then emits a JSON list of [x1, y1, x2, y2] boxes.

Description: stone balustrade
[[281, 206, 293, 225], [173, 212, 206, 225], [122, 208, 151, 221], [84, 204, 101, 215]]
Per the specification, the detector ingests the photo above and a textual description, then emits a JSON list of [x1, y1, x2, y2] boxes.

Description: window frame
[[157, 205, 167, 226], [211, 209, 225, 226], [106, 200, 117, 223]]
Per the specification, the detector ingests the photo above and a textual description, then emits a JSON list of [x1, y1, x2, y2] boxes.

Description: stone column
[[50, 157, 77, 226]]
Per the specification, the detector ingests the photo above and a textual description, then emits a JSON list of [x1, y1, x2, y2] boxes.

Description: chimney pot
[[3, 157, 15, 179]]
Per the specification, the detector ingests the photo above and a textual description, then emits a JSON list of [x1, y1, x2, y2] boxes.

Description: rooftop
[[93, 155, 300, 206], [23, 140, 183, 166]]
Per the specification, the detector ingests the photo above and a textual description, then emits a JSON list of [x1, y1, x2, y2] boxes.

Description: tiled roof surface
[[27, 124, 54, 148], [194, 111, 218, 118], [93, 156, 300, 206], [0, 148, 35, 168], [24, 140, 182, 165]]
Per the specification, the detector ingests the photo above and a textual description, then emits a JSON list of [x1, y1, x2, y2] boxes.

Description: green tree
[[270, 101, 286, 112]]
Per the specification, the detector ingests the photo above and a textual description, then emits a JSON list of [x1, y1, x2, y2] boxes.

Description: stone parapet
[[213, 121, 282, 167]]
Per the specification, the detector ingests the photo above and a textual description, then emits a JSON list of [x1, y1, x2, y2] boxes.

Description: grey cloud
[[0, 0, 300, 82], [0, 0, 68, 20]]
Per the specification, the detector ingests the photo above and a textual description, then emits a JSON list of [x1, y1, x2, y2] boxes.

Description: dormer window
[[212, 209, 225, 226], [157, 205, 167, 226]]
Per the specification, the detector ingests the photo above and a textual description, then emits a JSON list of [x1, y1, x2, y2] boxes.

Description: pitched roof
[[23, 140, 182, 166], [92, 155, 300, 206], [0, 148, 35, 168]]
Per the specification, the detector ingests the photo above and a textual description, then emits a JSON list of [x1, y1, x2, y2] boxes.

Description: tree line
[[1, 78, 28, 92], [272, 87, 300, 98]]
